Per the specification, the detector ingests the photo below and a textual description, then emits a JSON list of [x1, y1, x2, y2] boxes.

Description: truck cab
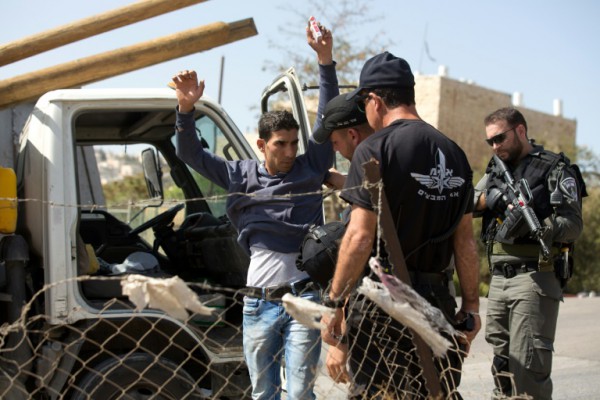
[[0, 69, 316, 399]]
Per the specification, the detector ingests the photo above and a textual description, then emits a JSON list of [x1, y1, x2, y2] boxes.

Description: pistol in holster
[[554, 244, 574, 288]]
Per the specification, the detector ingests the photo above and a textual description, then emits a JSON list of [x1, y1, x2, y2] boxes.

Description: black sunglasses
[[355, 92, 372, 113], [486, 127, 515, 146]]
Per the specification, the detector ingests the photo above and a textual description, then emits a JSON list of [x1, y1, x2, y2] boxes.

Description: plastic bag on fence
[[121, 274, 215, 320]]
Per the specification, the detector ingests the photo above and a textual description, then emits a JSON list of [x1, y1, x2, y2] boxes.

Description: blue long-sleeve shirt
[[176, 63, 339, 255]]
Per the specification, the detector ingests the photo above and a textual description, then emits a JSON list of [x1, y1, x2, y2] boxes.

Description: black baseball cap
[[346, 51, 415, 99], [313, 93, 368, 144]]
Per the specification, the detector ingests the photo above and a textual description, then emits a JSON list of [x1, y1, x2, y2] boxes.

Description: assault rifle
[[493, 155, 551, 260]]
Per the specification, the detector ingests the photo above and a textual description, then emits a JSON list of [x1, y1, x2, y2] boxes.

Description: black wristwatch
[[331, 332, 348, 344], [323, 295, 345, 309]]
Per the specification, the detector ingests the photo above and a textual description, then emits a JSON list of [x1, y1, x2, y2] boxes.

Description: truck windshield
[[77, 143, 184, 244]]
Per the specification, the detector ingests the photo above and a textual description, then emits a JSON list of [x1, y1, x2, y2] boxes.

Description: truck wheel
[[0, 374, 28, 400], [71, 352, 201, 399]]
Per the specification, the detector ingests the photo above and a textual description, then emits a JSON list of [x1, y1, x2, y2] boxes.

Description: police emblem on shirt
[[559, 176, 578, 202], [411, 149, 465, 200]]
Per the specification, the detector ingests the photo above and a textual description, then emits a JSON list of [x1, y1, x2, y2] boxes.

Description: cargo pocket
[[526, 336, 553, 375], [531, 272, 562, 301]]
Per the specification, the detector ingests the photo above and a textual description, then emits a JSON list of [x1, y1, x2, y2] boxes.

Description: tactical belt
[[244, 278, 314, 301], [492, 242, 560, 258], [492, 262, 538, 278]]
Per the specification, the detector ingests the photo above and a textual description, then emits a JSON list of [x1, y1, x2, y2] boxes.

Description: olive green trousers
[[485, 270, 562, 400]]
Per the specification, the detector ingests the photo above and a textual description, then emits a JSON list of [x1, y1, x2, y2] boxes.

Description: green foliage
[[576, 146, 600, 188], [565, 186, 600, 293], [164, 184, 184, 201], [565, 147, 600, 293], [102, 173, 148, 207], [473, 217, 492, 296]]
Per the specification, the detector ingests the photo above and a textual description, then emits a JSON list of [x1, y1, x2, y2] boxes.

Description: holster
[[554, 244, 573, 288]]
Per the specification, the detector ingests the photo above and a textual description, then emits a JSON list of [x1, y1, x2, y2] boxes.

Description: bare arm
[[322, 205, 375, 346], [453, 212, 481, 350], [473, 173, 489, 214], [329, 205, 376, 300], [323, 205, 375, 383], [325, 168, 346, 190]]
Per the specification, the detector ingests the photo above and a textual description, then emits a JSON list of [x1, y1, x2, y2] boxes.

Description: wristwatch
[[330, 332, 348, 344]]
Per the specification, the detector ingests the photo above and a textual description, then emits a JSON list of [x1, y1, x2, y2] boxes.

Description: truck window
[[77, 143, 183, 244]]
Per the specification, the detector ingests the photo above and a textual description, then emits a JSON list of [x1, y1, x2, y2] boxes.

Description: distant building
[[414, 72, 577, 172]]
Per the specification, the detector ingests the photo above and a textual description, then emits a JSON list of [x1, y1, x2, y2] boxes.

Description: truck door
[[260, 67, 312, 153]]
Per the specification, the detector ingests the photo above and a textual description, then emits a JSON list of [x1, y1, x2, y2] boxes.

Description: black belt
[[244, 279, 314, 301], [492, 262, 539, 279]]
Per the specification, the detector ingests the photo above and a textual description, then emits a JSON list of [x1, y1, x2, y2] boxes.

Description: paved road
[[313, 296, 600, 399]]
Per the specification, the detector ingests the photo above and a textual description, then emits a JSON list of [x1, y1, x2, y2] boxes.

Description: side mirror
[[141, 148, 163, 203]]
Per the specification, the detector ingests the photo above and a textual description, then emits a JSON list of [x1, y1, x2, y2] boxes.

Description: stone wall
[[415, 75, 576, 175]]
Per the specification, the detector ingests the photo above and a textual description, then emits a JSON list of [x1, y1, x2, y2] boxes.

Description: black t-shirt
[[341, 119, 474, 273]]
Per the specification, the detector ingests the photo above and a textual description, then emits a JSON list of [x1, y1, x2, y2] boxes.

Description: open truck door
[[260, 67, 312, 152]]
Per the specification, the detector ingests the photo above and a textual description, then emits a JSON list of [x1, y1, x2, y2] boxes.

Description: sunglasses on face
[[355, 92, 372, 113], [486, 127, 515, 146]]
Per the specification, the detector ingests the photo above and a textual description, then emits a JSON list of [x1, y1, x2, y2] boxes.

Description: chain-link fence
[[0, 272, 528, 399]]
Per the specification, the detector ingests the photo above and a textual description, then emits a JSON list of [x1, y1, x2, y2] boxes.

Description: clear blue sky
[[1, 0, 599, 155]]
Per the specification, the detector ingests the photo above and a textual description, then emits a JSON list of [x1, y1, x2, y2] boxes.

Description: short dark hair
[[484, 107, 528, 133], [372, 87, 415, 108], [258, 110, 299, 141]]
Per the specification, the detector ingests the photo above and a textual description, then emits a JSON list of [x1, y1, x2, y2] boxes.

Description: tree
[[102, 173, 148, 207], [568, 186, 600, 293], [265, 0, 391, 88], [566, 147, 600, 294], [576, 146, 600, 188]]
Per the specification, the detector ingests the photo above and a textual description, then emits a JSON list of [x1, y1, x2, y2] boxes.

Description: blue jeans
[[243, 290, 321, 400]]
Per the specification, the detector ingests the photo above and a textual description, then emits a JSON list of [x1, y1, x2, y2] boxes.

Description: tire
[[71, 352, 202, 400], [0, 374, 28, 400]]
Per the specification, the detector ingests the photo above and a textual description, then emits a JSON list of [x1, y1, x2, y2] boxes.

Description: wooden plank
[[0, 0, 209, 67], [0, 18, 258, 109]]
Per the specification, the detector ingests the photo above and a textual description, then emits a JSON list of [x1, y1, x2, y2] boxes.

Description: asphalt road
[[313, 296, 600, 400]]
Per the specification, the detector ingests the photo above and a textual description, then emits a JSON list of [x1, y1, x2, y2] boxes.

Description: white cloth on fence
[[282, 293, 334, 330], [280, 257, 459, 357], [121, 274, 215, 320], [357, 257, 457, 357]]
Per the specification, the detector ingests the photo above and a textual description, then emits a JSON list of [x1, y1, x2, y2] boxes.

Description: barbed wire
[[0, 182, 379, 211]]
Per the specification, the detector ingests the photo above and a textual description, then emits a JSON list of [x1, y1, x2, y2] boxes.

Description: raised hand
[[172, 69, 205, 113], [306, 20, 333, 65]]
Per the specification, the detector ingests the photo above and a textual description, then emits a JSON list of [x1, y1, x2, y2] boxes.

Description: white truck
[[0, 69, 317, 399]]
